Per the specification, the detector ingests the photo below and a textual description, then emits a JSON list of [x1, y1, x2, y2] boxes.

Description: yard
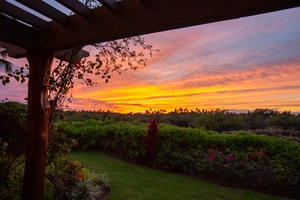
[[70, 151, 286, 200]]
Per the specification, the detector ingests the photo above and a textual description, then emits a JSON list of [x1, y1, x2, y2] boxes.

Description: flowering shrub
[[199, 148, 299, 187], [46, 160, 83, 199], [202, 149, 238, 180], [71, 179, 102, 200], [46, 159, 110, 199], [71, 171, 110, 200], [59, 120, 300, 188]]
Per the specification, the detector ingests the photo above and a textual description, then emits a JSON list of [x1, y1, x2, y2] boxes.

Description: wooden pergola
[[0, 0, 299, 199]]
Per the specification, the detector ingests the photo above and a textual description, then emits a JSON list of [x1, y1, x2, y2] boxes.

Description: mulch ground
[[100, 185, 112, 200]]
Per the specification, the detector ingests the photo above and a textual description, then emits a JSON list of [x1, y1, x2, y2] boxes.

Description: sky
[[1, 7, 300, 114]]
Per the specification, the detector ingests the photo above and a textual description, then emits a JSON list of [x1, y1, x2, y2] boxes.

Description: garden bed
[[59, 119, 300, 199]]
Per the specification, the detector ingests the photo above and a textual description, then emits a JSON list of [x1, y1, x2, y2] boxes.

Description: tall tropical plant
[[0, 49, 12, 73]]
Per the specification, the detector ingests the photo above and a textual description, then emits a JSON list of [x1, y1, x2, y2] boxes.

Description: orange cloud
[[68, 59, 300, 113], [2, 8, 300, 114]]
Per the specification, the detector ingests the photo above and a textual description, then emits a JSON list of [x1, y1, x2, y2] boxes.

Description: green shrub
[[0, 162, 24, 199], [71, 178, 102, 200], [57, 120, 146, 161], [157, 149, 203, 174], [60, 120, 300, 187], [46, 158, 109, 199], [0, 101, 27, 195]]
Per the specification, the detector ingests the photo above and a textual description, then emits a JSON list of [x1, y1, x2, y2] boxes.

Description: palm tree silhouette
[[0, 49, 12, 73]]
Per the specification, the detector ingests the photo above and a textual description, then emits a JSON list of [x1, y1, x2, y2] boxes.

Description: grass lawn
[[70, 151, 286, 200]]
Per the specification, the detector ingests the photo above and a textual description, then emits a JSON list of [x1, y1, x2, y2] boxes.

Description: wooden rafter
[[16, 0, 69, 25], [0, 0, 48, 30], [0, 14, 42, 49], [0, 0, 299, 57], [139, 0, 150, 6], [56, 0, 92, 19], [0, 41, 89, 60], [97, 0, 119, 12], [41, 0, 300, 52]]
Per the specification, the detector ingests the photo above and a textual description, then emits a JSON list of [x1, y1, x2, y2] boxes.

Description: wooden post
[[21, 50, 54, 200]]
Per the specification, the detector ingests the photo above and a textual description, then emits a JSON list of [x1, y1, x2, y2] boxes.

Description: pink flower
[[249, 154, 256, 159], [207, 155, 216, 161], [77, 173, 83, 179], [86, 78, 92, 84], [226, 153, 234, 161]]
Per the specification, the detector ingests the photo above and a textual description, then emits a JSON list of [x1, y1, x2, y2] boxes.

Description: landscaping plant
[[59, 120, 300, 190], [144, 119, 159, 163]]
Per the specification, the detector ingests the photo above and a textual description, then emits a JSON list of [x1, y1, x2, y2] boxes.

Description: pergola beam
[[0, 1, 48, 31], [56, 0, 92, 19], [0, 41, 89, 60], [97, 0, 119, 12], [1, 0, 299, 57], [0, 15, 42, 50], [139, 0, 150, 6], [41, 0, 300, 52], [16, 0, 69, 25], [0, 42, 26, 58]]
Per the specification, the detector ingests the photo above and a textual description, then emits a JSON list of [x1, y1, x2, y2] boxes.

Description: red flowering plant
[[203, 149, 238, 179], [236, 148, 277, 187], [77, 173, 83, 179], [200, 147, 286, 187], [144, 119, 159, 164]]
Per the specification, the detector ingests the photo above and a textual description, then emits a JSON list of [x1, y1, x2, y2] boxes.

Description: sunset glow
[[1, 8, 300, 113]]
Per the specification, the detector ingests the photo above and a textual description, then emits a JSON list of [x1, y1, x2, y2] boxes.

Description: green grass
[[70, 151, 285, 200]]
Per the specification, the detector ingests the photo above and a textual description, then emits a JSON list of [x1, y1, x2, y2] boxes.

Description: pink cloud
[[1, 7, 300, 113]]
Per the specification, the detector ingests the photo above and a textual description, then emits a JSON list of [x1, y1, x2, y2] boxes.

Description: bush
[[46, 158, 109, 199], [71, 171, 109, 200], [0, 102, 27, 193], [57, 119, 146, 161], [199, 149, 279, 187], [60, 119, 300, 187], [143, 119, 159, 163], [0, 102, 107, 199], [0, 162, 24, 199]]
